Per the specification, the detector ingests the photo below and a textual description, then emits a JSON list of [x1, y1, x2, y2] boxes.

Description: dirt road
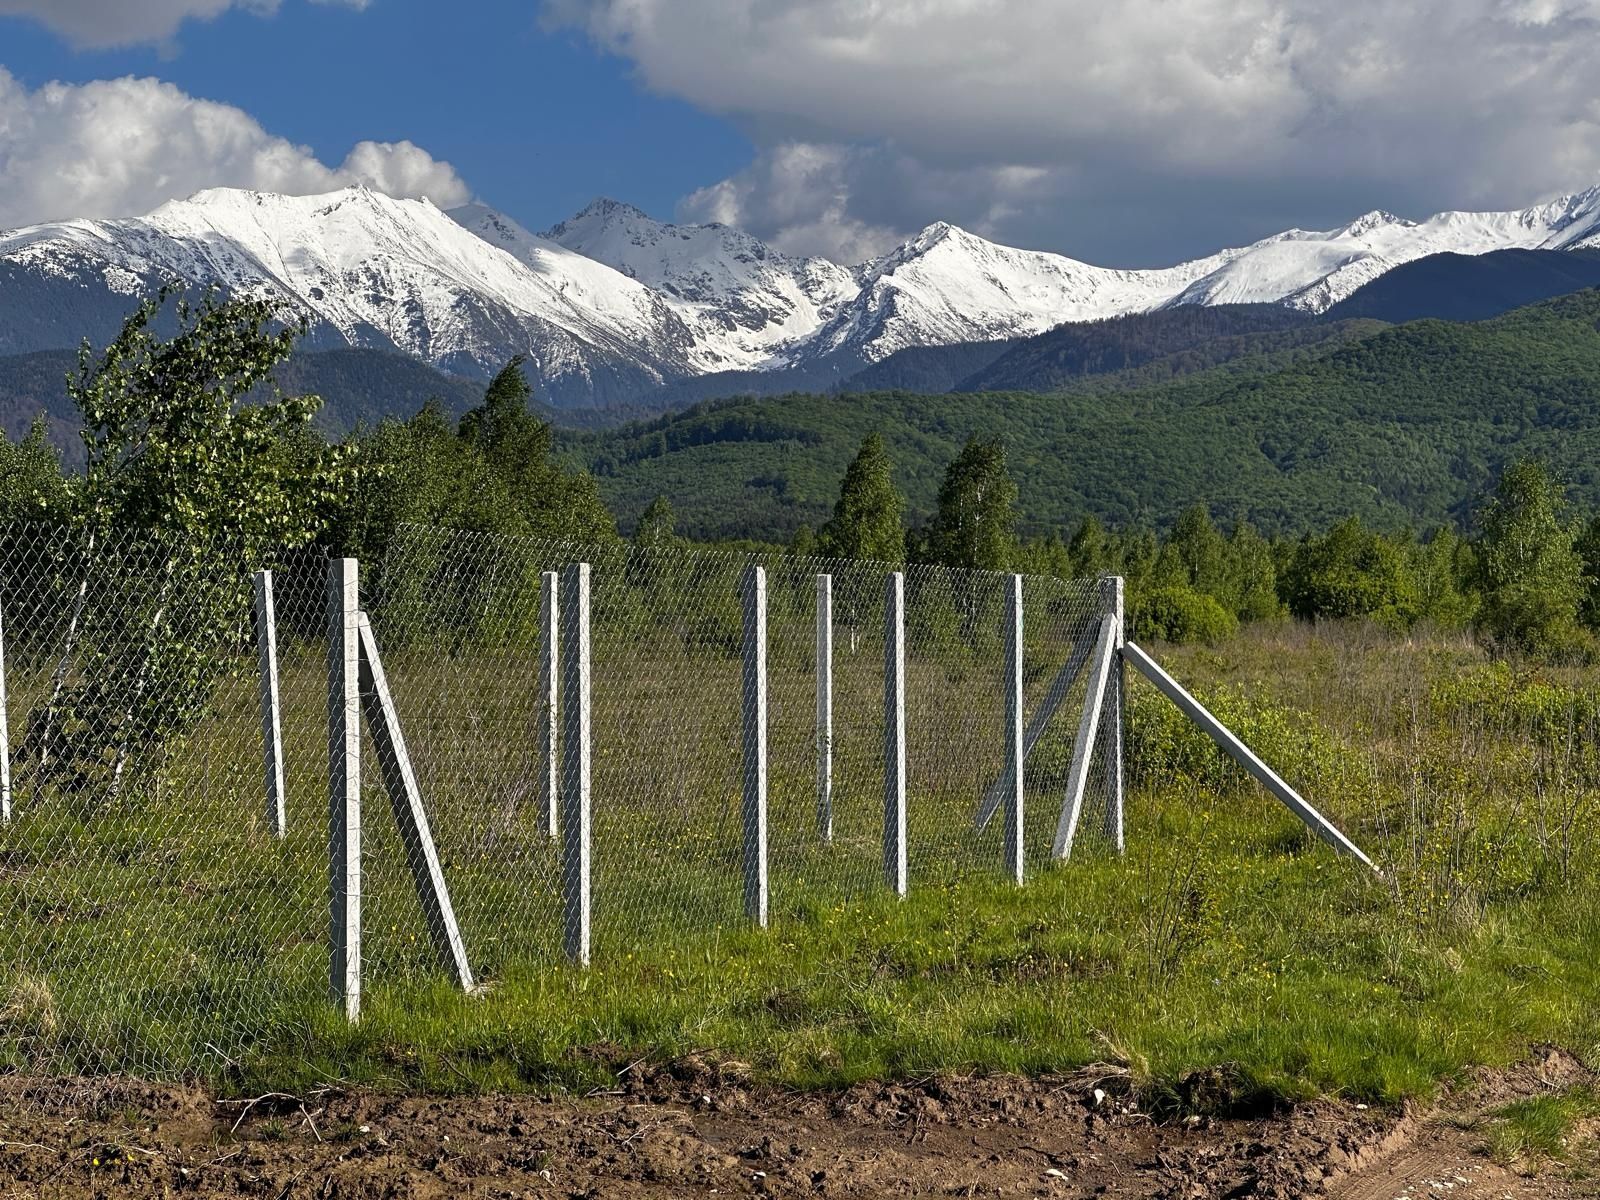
[[0, 1052, 1592, 1198]]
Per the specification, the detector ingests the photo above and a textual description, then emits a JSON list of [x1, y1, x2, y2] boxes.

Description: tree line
[[793, 430, 1600, 659], [3, 292, 1598, 664]]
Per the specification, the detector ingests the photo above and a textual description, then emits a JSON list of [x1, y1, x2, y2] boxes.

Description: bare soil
[[0, 1052, 1593, 1199]]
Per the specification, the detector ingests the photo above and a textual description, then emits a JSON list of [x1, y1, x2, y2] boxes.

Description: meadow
[[0, 542, 1596, 1129]]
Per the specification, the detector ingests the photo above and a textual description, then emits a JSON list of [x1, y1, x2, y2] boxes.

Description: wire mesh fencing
[[0, 521, 1123, 1077]]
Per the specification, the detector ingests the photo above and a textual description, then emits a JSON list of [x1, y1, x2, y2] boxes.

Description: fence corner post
[[326, 556, 361, 1021], [1003, 574, 1024, 883], [742, 563, 769, 927], [816, 573, 833, 844], [561, 562, 592, 966], [1103, 575, 1126, 853], [884, 571, 907, 897]]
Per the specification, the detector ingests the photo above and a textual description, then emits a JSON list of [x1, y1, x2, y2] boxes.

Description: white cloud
[[678, 142, 1059, 262], [337, 139, 468, 207], [679, 143, 900, 262], [0, 0, 368, 49], [550, 0, 1600, 261], [0, 70, 470, 229]]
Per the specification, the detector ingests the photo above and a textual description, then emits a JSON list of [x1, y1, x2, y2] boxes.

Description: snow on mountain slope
[[536, 198, 858, 370], [4, 183, 1600, 407], [807, 222, 1238, 363], [805, 187, 1600, 365], [0, 186, 699, 405], [1176, 189, 1600, 311]]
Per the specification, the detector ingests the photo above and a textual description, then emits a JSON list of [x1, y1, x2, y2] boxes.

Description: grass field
[[1, 588, 1597, 1114]]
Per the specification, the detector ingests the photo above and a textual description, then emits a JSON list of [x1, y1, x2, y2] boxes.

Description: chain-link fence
[[0, 522, 1122, 1077]]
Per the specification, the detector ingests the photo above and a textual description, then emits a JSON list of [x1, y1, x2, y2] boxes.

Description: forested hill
[[0, 347, 537, 469], [567, 288, 1600, 541]]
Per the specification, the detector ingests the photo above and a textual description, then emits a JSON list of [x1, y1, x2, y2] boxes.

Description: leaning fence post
[[1003, 575, 1024, 883], [1054, 615, 1118, 860], [816, 573, 833, 843], [1122, 641, 1380, 873], [561, 562, 592, 965], [540, 571, 560, 839], [327, 557, 361, 1021], [742, 564, 769, 926], [0, 595, 10, 825], [356, 613, 474, 991], [254, 570, 286, 839], [884, 571, 907, 897], [1103, 576, 1126, 853]]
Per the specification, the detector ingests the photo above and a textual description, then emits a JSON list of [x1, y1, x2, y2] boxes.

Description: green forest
[[570, 289, 1600, 543], [7, 286, 1600, 660]]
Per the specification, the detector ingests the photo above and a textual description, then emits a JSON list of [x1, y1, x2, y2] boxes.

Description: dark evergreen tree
[[334, 358, 616, 561], [817, 433, 905, 563]]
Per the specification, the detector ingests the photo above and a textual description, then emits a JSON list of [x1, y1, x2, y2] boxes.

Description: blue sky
[[0, 0, 750, 235], [2, 1, 1599, 266]]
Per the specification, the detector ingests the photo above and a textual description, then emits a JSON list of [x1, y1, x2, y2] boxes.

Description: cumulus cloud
[[550, 0, 1600, 262], [337, 139, 469, 207], [0, 70, 470, 229], [679, 144, 900, 262], [0, 0, 367, 49], [679, 142, 1058, 262]]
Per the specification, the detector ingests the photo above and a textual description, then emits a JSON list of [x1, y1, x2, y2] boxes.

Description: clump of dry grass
[[0, 972, 58, 1042]]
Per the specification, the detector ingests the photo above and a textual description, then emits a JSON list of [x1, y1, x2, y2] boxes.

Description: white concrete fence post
[[884, 571, 907, 897], [1054, 614, 1119, 860], [561, 562, 593, 965], [253, 569, 286, 839], [816, 573, 833, 844], [1003, 575, 1025, 883], [973, 634, 1096, 833], [1103, 576, 1126, 853], [1122, 641, 1380, 874], [539, 570, 559, 839], [742, 564, 769, 926], [326, 557, 361, 1021]]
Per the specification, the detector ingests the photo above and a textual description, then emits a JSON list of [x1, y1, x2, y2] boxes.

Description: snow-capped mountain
[[537, 198, 858, 371], [806, 222, 1226, 364], [0, 186, 699, 407], [811, 186, 1600, 364], [3, 183, 1600, 408]]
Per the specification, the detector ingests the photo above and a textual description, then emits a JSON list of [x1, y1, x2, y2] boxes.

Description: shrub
[[1126, 682, 1351, 800], [1281, 516, 1419, 629], [1136, 584, 1239, 645]]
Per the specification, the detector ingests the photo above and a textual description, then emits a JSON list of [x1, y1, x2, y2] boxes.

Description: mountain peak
[[909, 220, 968, 249], [1338, 210, 1413, 238], [574, 196, 653, 224], [859, 221, 991, 281]]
